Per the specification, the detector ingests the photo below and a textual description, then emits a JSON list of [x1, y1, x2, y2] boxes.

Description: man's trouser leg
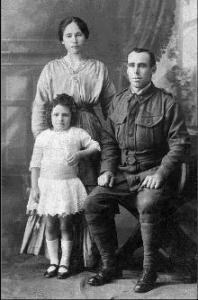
[[86, 213, 117, 269], [134, 186, 171, 292], [140, 221, 160, 270], [84, 186, 119, 270], [84, 184, 130, 285]]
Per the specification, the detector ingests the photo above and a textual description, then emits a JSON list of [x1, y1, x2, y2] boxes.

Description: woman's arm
[[32, 64, 52, 137], [99, 63, 116, 119]]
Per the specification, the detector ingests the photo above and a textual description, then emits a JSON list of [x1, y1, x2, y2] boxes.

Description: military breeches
[[84, 178, 174, 269], [84, 177, 173, 223]]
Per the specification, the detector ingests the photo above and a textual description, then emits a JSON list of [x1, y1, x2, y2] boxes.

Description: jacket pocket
[[110, 112, 127, 124], [135, 115, 164, 150], [110, 112, 127, 142], [135, 115, 163, 127]]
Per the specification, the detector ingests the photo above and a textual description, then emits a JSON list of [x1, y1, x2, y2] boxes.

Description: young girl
[[26, 93, 100, 279]]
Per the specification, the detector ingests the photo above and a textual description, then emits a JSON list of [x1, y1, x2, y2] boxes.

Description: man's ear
[[152, 65, 157, 74]]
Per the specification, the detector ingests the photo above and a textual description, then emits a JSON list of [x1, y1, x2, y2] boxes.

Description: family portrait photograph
[[1, 0, 197, 299]]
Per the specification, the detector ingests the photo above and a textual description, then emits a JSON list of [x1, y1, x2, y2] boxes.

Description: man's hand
[[141, 173, 163, 189], [31, 187, 40, 203], [98, 171, 115, 187]]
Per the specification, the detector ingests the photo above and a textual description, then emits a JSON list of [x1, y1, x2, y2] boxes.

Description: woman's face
[[62, 21, 86, 54], [51, 104, 72, 131]]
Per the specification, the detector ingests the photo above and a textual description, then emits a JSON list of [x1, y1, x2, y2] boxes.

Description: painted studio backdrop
[[1, 0, 197, 258]]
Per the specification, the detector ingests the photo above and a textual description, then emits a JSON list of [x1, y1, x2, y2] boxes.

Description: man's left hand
[[141, 173, 163, 189]]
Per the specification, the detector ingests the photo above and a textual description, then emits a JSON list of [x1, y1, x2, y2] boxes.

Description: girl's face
[[51, 104, 72, 131], [62, 21, 86, 54]]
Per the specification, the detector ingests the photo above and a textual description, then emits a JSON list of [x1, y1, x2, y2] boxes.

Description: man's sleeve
[[156, 101, 191, 180], [100, 118, 121, 175]]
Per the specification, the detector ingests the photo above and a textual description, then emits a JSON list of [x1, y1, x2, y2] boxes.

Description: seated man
[[84, 47, 190, 293]]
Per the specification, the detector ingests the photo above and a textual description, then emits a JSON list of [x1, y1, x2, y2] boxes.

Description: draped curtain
[[91, 0, 176, 60], [80, 0, 177, 88], [116, 0, 176, 59]]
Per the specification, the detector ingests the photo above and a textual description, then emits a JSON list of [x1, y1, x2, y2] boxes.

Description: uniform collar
[[128, 82, 156, 104], [130, 82, 152, 96]]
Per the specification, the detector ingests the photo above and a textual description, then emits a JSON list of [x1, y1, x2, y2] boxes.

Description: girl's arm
[[66, 146, 99, 166], [30, 167, 40, 203], [67, 130, 101, 166], [77, 146, 99, 158]]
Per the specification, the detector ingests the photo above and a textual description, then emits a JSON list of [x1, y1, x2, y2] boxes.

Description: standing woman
[[20, 16, 116, 270]]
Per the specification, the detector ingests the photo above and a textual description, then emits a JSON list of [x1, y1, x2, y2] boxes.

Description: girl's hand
[[66, 152, 81, 166], [31, 187, 40, 203]]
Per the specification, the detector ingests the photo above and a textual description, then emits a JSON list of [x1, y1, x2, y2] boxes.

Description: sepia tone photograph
[[1, 0, 197, 299]]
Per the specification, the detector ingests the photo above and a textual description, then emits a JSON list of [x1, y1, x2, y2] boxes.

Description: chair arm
[[177, 162, 190, 195]]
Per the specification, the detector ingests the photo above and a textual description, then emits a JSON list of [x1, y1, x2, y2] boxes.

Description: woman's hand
[[66, 152, 81, 166], [140, 173, 163, 189], [31, 187, 40, 203]]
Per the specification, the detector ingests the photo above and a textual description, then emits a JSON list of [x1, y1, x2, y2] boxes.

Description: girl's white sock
[[46, 239, 59, 271], [59, 240, 73, 272]]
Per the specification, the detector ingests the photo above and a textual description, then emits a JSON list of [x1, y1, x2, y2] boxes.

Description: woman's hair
[[58, 16, 89, 41], [46, 93, 77, 128]]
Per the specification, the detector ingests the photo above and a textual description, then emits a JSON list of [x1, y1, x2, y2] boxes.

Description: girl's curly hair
[[46, 93, 77, 128]]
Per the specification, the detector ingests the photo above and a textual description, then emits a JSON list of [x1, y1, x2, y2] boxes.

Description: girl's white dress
[[26, 127, 100, 217]]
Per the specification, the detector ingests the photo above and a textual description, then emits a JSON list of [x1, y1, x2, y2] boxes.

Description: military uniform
[[84, 82, 190, 287]]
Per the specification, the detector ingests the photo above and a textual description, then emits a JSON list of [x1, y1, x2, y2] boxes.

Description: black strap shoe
[[44, 264, 58, 278], [88, 267, 122, 286], [57, 265, 71, 279], [134, 268, 157, 293]]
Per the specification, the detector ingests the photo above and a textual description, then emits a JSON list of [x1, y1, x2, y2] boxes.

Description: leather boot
[[86, 216, 122, 286], [88, 264, 122, 286], [134, 267, 157, 293], [87, 245, 122, 286]]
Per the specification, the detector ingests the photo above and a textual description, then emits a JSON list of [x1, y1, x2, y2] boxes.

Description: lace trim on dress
[[63, 57, 90, 75], [37, 209, 84, 217]]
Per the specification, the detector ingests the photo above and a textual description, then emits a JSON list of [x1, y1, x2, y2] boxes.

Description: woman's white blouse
[[32, 58, 116, 137]]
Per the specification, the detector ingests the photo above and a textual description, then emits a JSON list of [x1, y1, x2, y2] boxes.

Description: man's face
[[127, 51, 156, 90]]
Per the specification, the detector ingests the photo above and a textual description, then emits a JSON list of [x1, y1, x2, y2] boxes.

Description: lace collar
[[63, 56, 90, 75]]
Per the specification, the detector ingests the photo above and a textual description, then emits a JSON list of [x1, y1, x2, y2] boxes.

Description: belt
[[76, 105, 95, 114], [121, 149, 163, 171], [121, 150, 136, 165]]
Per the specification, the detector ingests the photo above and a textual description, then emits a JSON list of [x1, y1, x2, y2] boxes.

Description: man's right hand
[[98, 171, 115, 187]]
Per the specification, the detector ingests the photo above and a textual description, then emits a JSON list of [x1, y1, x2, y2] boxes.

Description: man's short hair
[[129, 48, 156, 67]]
